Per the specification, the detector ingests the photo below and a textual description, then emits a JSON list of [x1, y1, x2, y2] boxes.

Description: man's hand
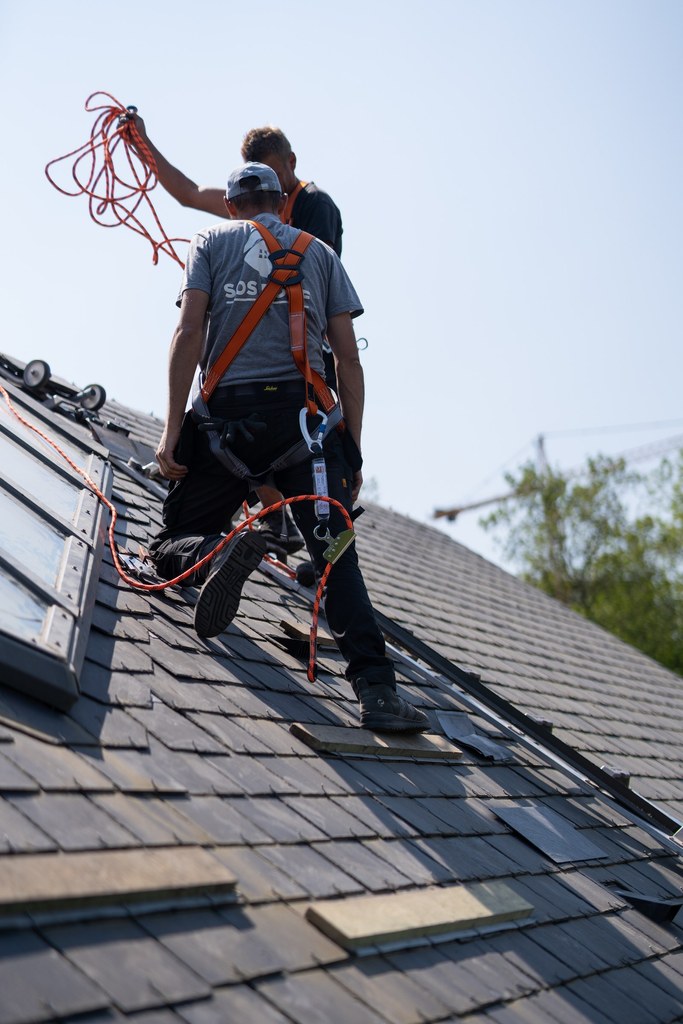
[[351, 470, 363, 503], [155, 426, 188, 481]]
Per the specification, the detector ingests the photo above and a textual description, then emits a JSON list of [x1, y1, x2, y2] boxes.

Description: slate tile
[[257, 968, 387, 1024], [0, 750, 40, 792], [176, 985, 291, 1024], [188, 713, 274, 754], [210, 844, 309, 902], [284, 795, 379, 840], [91, 602, 152, 642], [56, 1011, 125, 1024], [565, 973, 661, 1024], [502, 875, 575, 924], [43, 918, 211, 1013], [112, 1009, 185, 1023], [64, 697, 150, 749], [372, 795, 472, 837], [202, 753, 294, 796], [169, 795, 271, 844], [91, 794, 215, 846], [8, 793, 139, 851], [0, 796, 56, 852], [95, 577, 151, 615], [127, 703, 227, 753], [1, 733, 115, 792], [314, 839, 414, 892], [633, 957, 683, 1008], [248, 754, 338, 796], [411, 835, 522, 882], [148, 669, 237, 713], [384, 946, 487, 1017], [330, 958, 452, 1024], [228, 796, 327, 843], [237, 661, 306, 694], [235, 717, 315, 756], [362, 838, 457, 886], [85, 632, 154, 674], [482, 832, 555, 874], [256, 843, 361, 898], [492, 928, 580, 986], [79, 662, 154, 707], [614, 906, 683, 954], [0, 690, 98, 747], [113, 737, 239, 796], [349, 760, 434, 797], [69, 746, 177, 794], [100, 745, 190, 795], [327, 796, 418, 839], [438, 939, 537, 1003], [528, 919, 613, 975], [143, 903, 345, 986], [488, 988, 613, 1024], [0, 929, 111, 1024]]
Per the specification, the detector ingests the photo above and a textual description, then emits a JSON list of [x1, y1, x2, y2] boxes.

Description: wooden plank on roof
[[290, 722, 462, 760], [0, 846, 237, 915], [306, 881, 533, 950]]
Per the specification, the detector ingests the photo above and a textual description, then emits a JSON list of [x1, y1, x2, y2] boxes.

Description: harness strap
[[281, 180, 308, 227], [200, 223, 315, 402], [252, 221, 339, 418]]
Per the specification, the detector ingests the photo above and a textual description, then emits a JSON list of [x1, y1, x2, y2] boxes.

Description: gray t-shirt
[[179, 212, 363, 387]]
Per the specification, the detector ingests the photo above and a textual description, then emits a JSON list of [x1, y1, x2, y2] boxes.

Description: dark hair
[[230, 190, 281, 215], [241, 125, 292, 162]]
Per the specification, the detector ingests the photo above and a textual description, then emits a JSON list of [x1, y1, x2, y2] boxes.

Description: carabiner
[[299, 408, 328, 454]]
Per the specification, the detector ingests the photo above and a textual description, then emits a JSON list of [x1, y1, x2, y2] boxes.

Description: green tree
[[481, 452, 683, 675]]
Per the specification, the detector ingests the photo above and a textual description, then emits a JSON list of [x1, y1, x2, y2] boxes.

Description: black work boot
[[258, 508, 305, 557], [353, 678, 429, 733], [194, 532, 267, 638]]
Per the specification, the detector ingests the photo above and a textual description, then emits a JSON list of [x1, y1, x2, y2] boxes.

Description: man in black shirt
[[132, 118, 342, 253]]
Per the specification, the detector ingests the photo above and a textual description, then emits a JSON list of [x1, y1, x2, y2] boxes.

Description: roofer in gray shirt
[[149, 162, 427, 733]]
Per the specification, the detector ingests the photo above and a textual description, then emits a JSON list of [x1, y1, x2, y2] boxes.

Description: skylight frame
[[0, 379, 111, 710]]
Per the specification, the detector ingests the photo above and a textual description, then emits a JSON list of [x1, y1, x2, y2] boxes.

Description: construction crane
[[434, 430, 683, 522]]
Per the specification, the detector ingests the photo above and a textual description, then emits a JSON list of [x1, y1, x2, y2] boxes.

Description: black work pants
[[149, 388, 394, 686]]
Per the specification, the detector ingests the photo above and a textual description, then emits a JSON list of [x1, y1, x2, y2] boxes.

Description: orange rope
[[0, 384, 349, 681], [45, 91, 188, 267]]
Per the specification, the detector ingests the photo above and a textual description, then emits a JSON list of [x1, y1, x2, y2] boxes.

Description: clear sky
[[2, 0, 681, 569]]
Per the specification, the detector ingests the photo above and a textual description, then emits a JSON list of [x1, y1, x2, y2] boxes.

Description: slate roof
[[1, 357, 683, 1024]]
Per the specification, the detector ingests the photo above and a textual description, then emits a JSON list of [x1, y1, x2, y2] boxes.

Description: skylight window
[[0, 381, 110, 710]]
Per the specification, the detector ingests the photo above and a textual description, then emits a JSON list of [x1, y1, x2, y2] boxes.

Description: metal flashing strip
[[492, 803, 610, 864], [306, 881, 533, 952], [373, 611, 682, 837]]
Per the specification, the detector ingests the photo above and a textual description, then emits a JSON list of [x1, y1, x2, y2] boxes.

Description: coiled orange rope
[[45, 91, 189, 267]]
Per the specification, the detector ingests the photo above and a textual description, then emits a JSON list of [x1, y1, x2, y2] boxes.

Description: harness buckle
[[267, 248, 306, 287]]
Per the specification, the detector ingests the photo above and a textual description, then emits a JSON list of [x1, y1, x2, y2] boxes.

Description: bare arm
[[156, 289, 209, 480], [326, 312, 364, 500], [131, 115, 228, 219]]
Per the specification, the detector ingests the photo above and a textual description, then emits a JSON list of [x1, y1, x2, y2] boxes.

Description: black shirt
[[291, 182, 343, 256]]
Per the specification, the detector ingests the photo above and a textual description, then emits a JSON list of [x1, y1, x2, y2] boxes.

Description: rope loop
[[45, 91, 188, 267]]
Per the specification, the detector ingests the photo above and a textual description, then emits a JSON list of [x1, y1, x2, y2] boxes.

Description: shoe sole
[[360, 712, 429, 733], [194, 532, 267, 638]]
